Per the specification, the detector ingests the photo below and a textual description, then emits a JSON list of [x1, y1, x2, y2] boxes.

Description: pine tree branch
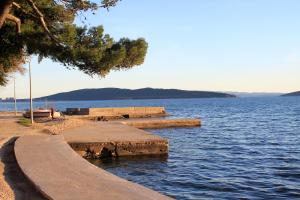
[[25, 0, 59, 42], [0, 0, 13, 28], [12, 2, 20, 9], [6, 13, 21, 33]]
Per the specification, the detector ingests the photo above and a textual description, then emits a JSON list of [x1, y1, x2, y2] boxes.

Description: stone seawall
[[70, 140, 168, 158], [66, 107, 167, 118]]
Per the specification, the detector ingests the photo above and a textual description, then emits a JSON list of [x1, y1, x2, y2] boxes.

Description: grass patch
[[18, 117, 32, 127]]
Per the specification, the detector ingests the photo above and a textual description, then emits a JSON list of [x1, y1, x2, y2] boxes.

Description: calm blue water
[[2, 97, 300, 199]]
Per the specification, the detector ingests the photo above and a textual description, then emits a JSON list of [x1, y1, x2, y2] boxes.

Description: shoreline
[[0, 110, 200, 199]]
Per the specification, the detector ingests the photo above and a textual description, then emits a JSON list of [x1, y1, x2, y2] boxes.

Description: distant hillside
[[35, 88, 236, 101], [282, 91, 300, 97], [228, 92, 283, 97]]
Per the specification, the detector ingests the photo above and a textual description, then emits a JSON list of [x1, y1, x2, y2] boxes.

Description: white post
[[29, 59, 34, 124], [13, 75, 17, 116]]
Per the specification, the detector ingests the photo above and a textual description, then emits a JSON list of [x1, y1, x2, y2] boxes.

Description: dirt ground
[[0, 112, 91, 200], [0, 112, 47, 200]]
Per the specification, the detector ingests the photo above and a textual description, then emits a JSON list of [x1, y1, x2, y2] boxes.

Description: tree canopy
[[0, 0, 148, 85]]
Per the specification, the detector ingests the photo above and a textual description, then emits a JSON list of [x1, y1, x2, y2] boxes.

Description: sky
[[1, 0, 300, 98]]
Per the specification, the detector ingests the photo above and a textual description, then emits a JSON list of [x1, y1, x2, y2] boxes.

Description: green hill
[[35, 88, 236, 101]]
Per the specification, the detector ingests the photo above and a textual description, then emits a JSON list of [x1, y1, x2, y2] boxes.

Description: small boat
[[23, 109, 52, 118]]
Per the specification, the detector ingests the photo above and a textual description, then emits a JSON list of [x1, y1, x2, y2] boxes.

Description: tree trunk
[[0, 0, 13, 29]]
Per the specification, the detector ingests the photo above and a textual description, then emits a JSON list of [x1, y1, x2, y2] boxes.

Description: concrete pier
[[62, 118, 201, 158], [63, 122, 169, 158], [121, 118, 201, 129], [15, 135, 173, 200]]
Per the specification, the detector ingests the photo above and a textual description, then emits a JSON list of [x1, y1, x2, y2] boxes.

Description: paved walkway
[[15, 135, 173, 200]]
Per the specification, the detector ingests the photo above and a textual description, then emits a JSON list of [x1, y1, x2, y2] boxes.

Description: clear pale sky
[[1, 0, 300, 98]]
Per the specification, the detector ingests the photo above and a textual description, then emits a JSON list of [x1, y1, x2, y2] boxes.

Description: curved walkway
[[15, 135, 173, 200]]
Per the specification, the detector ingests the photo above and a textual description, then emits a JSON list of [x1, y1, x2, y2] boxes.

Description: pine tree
[[0, 0, 148, 85]]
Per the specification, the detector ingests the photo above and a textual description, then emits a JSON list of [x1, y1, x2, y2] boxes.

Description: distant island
[[228, 92, 283, 97], [281, 91, 300, 97], [32, 88, 236, 101]]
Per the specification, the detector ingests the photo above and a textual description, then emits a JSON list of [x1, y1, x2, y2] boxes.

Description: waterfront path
[[15, 135, 173, 200], [1, 112, 197, 199]]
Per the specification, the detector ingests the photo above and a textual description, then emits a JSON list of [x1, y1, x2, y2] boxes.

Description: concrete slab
[[15, 135, 173, 200], [63, 122, 169, 157], [120, 118, 201, 129], [63, 122, 165, 143]]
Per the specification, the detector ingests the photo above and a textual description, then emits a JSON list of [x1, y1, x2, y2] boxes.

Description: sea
[[1, 96, 300, 199]]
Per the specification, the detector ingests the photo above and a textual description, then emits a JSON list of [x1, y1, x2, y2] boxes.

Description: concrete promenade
[[15, 135, 173, 200], [2, 109, 201, 199]]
